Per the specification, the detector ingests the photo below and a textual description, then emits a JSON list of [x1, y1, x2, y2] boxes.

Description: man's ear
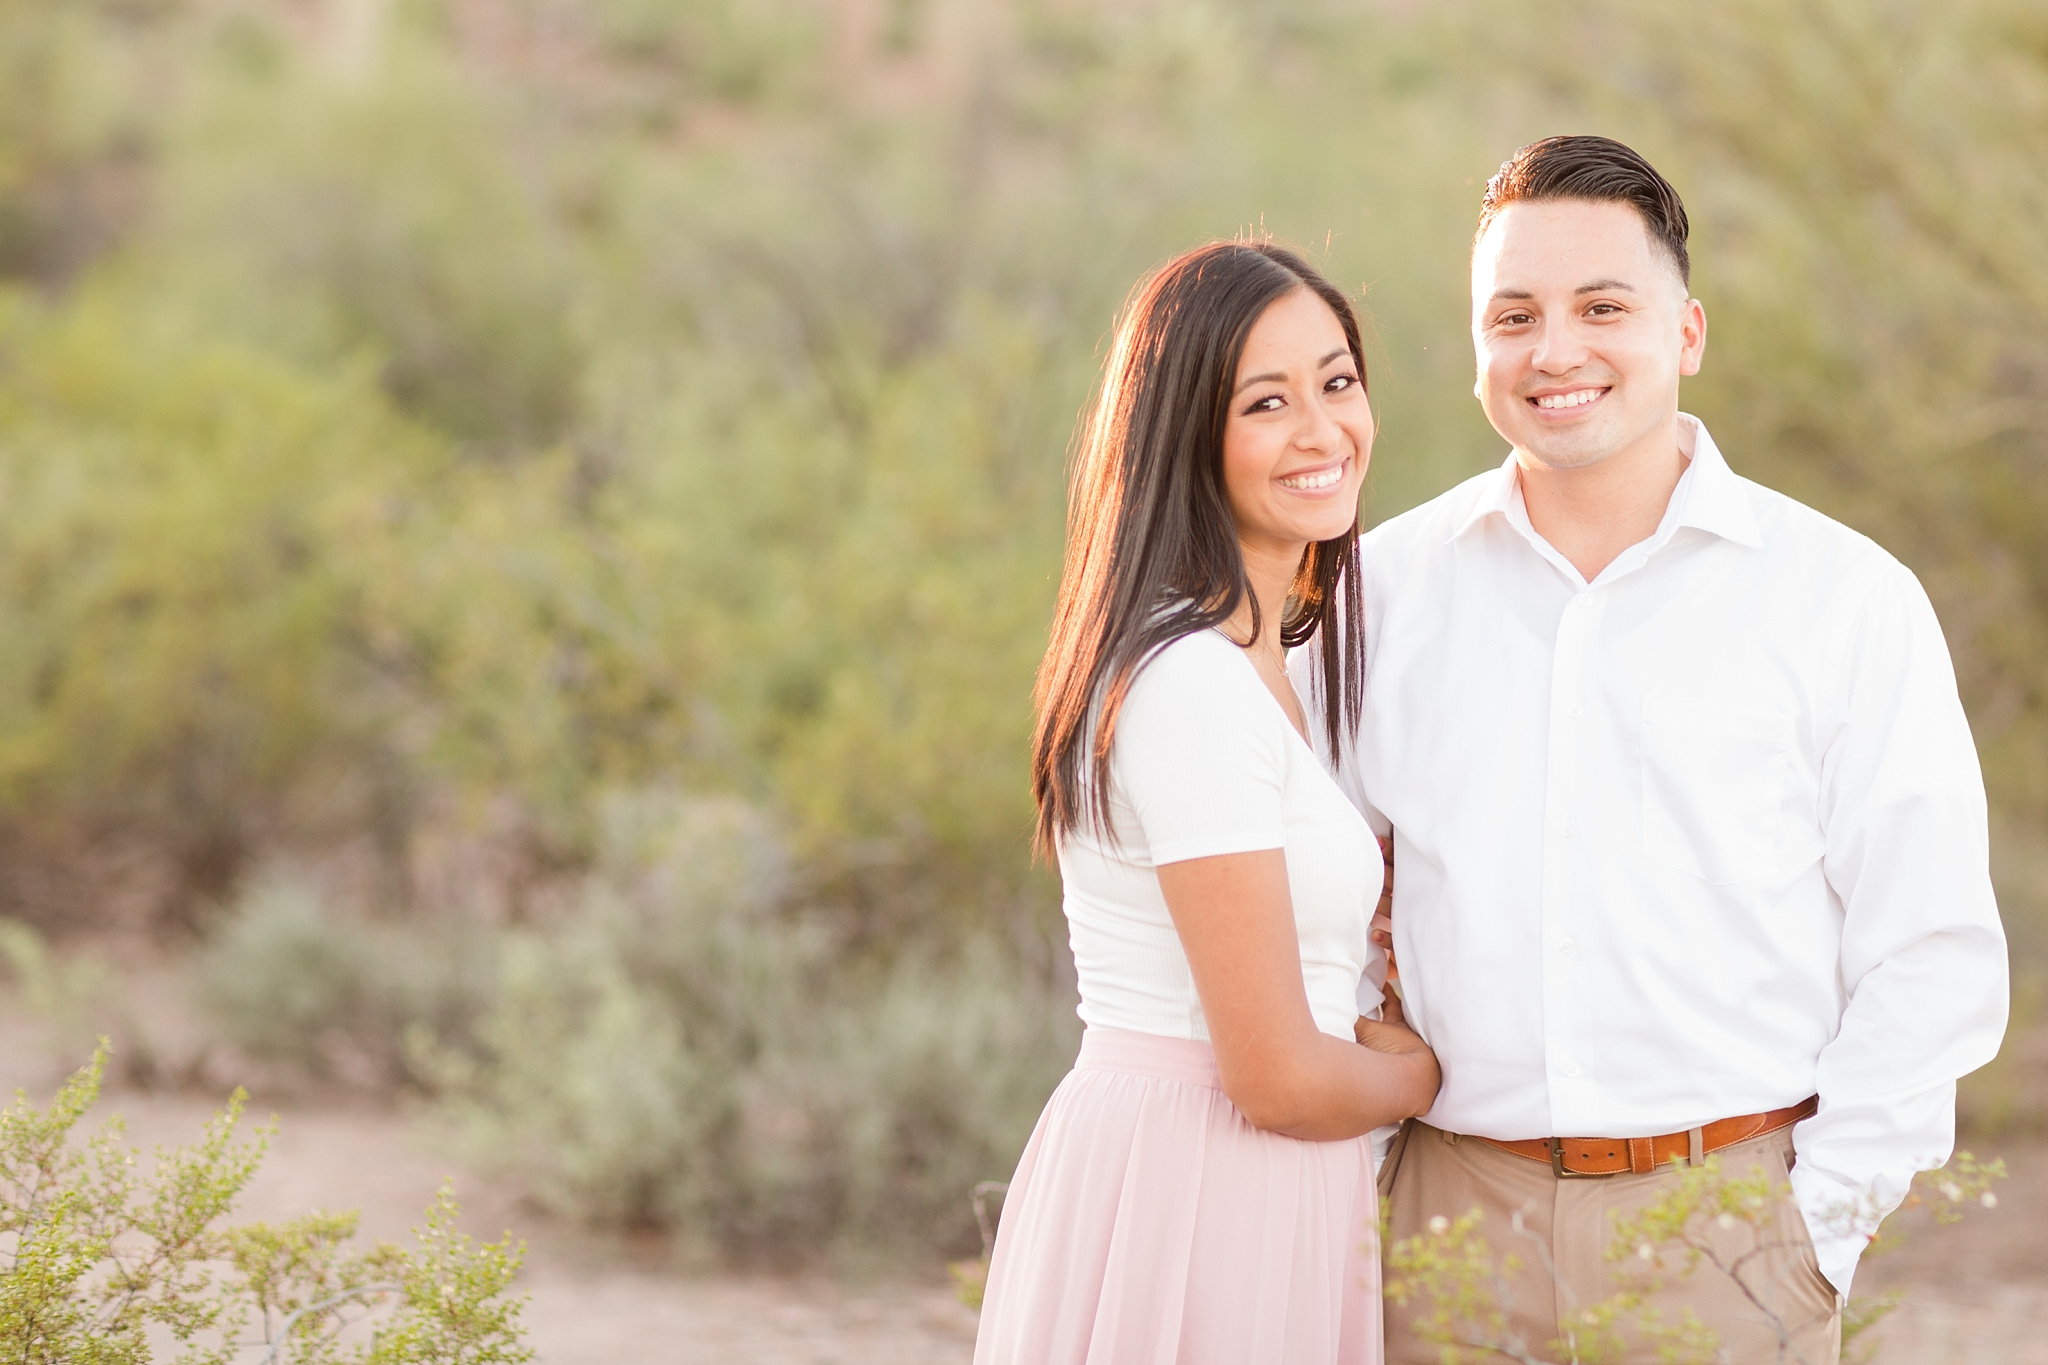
[[1679, 298, 1708, 378]]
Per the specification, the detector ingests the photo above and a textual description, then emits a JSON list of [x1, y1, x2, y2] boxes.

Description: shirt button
[[1561, 823, 1576, 839], [1563, 1061, 1581, 1078], [1577, 592, 1594, 607], [1559, 937, 1575, 954], [1568, 704, 1584, 720]]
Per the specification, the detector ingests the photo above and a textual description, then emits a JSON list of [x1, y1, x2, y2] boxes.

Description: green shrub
[[197, 868, 496, 1090], [0, 1043, 532, 1363], [1, 0, 2034, 962], [0, 290, 448, 918], [0, 0, 159, 286], [419, 794, 1078, 1264], [429, 916, 1075, 1264], [789, 940, 1079, 1258], [0, 918, 119, 1061]]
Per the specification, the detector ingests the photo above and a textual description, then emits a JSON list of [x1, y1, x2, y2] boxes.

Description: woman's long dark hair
[[1031, 241, 1368, 858]]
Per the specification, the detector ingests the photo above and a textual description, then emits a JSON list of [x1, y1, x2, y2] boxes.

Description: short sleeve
[[1111, 632, 1288, 865]]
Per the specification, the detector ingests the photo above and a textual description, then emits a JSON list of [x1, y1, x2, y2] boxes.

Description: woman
[[974, 241, 1440, 1364]]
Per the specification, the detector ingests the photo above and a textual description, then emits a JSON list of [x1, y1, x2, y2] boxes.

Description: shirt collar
[[1448, 414, 1763, 552], [1669, 416, 1764, 549], [1448, 451, 1525, 544]]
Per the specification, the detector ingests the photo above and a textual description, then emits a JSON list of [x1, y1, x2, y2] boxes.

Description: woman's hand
[[1355, 998, 1439, 1114], [1355, 997, 1428, 1052]]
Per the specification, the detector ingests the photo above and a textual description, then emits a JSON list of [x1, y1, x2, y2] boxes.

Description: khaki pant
[[1379, 1121, 1841, 1365]]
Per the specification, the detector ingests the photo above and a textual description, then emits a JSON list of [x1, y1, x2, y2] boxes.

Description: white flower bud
[[1428, 1215, 1450, 1235]]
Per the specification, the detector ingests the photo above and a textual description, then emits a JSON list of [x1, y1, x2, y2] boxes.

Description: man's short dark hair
[[1476, 135, 1691, 288]]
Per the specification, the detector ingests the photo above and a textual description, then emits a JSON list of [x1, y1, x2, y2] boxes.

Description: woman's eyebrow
[[1233, 349, 1352, 394]]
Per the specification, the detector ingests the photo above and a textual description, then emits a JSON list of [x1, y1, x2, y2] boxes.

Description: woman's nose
[[1295, 395, 1343, 451]]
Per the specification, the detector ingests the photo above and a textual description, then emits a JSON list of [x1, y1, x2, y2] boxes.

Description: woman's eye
[[1243, 394, 1283, 414], [1326, 373, 1358, 393]]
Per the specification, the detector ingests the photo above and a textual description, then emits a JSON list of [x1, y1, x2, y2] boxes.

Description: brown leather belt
[[1479, 1096, 1818, 1178]]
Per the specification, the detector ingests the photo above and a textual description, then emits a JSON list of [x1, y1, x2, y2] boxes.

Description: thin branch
[[259, 1282, 403, 1365]]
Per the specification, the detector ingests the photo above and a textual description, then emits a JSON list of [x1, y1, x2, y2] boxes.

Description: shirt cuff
[[1145, 831, 1286, 866], [1811, 1226, 1862, 1299], [1790, 1162, 1868, 1299], [1370, 1122, 1400, 1176]]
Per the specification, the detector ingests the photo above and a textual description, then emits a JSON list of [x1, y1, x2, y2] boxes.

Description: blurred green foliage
[[0, 1043, 532, 1362], [0, 0, 2042, 1254], [196, 868, 496, 1088], [0, 0, 2035, 925], [405, 793, 1076, 1263]]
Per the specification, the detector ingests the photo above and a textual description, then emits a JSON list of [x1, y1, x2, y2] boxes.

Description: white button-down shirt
[[1303, 415, 2008, 1295]]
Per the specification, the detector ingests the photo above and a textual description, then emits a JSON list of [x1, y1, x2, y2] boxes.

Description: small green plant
[[945, 1180, 1007, 1311], [1379, 1203, 1645, 1365], [1382, 1153, 2009, 1365], [0, 1042, 532, 1363]]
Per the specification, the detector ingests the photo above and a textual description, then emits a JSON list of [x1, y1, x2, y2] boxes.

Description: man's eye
[[1587, 303, 1621, 316], [1497, 312, 1533, 327]]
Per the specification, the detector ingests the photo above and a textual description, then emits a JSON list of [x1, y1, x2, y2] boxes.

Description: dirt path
[[58, 1084, 2048, 1364]]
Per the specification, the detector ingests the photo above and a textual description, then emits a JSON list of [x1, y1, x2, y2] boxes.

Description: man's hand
[[1371, 835, 1396, 978]]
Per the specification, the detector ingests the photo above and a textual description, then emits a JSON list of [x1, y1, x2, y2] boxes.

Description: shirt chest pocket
[[1640, 692, 1797, 885]]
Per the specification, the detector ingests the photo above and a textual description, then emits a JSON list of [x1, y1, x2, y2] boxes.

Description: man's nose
[[1529, 319, 1589, 374]]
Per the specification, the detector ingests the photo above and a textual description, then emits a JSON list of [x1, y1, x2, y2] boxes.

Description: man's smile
[[1528, 386, 1610, 411]]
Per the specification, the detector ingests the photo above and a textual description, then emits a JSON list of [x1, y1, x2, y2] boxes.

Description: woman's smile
[[1275, 456, 1354, 495]]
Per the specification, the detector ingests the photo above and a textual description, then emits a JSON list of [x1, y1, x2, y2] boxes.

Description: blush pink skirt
[[973, 1027, 1382, 1365]]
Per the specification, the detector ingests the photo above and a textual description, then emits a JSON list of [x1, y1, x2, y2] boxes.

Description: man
[[1311, 136, 2009, 1362]]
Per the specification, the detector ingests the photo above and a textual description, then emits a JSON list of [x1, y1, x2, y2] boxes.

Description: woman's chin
[[1299, 507, 1362, 544]]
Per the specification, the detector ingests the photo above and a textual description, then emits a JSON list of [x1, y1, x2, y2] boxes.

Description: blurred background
[[0, 0, 2043, 1314]]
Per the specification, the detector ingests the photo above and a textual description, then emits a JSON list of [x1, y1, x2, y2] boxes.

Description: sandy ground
[[32, 1082, 2023, 1364], [1850, 1146, 2048, 1365]]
